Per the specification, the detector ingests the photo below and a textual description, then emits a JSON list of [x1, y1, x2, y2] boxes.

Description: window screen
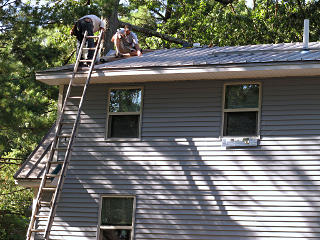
[[108, 115, 139, 138], [101, 197, 133, 226], [99, 197, 135, 240], [224, 111, 258, 136]]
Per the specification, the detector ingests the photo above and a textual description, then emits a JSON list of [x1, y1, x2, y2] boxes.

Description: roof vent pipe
[[303, 19, 309, 50]]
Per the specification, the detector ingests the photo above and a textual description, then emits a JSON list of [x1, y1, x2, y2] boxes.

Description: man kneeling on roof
[[112, 24, 142, 57], [70, 15, 105, 64]]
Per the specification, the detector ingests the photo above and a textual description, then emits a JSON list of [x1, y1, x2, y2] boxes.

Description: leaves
[[0, 158, 32, 239], [124, 0, 320, 48]]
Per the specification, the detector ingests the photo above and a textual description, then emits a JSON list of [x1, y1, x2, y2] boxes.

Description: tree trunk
[[102, 0, 120, 55]]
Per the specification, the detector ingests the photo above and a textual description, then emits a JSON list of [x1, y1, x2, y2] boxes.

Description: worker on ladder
[[70, 15, 105, 65], [26, 14, 105, 240]]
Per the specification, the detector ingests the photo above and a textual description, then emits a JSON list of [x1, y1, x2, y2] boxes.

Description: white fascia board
[[36, 62, 320, 85]]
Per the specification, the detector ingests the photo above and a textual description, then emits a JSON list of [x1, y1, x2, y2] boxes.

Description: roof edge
[[36, 61, 320, 86]]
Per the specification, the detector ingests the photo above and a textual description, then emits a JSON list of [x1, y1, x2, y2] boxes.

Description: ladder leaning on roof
[[26, 30, 104, 240]]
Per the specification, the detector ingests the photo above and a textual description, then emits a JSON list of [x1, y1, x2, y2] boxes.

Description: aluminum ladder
[[26, 30, 104, 240]]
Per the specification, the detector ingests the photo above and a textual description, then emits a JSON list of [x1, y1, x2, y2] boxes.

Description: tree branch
[[0, 25, 13, 31], [63, 49, 76, 65], [119, 21, 192, 47], [150, 8, 166, 20], [229, 3, 236, 14], [164, 0, 173, 22], [0, 0, 16, 9]]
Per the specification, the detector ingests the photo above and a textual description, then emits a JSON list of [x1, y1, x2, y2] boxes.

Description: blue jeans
[[76, 19, 94, 60]]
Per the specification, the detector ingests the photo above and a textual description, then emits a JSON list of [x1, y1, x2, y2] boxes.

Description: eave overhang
[[36, 61, 320, 85]]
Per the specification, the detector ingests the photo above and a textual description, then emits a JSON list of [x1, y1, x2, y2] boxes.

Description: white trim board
[[36, 63, 320, 85]]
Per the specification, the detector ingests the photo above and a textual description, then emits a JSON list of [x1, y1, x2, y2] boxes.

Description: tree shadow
[[37, 78, 320, 240]]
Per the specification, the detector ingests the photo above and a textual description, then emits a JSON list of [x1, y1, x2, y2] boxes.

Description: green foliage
[[120, 5, 158, 47], [0, 159, 33, 240], [0, 214, 29, 240], [126, 0, 320, 48], [0, 0, 99, 238], [0, 162, 32, 215]]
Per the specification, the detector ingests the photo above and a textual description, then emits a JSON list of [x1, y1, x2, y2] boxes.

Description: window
[[99, 196, 135, 240], [107, 87, 143, 139], [222, 83, 261, 137]]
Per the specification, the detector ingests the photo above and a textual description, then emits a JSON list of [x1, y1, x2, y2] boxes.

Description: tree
[[0, 1, 78, 238], [0, 158, 32, 240]]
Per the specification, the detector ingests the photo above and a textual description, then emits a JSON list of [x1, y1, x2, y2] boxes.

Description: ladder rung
[[86, 36, 99, 39], [79, 59, 93, 62], [83, 48, 96, 50], [46, 174, 60, 178], [57, 134, 71, 138], [35, 215, 49, 219], [39, 201, 51, 206], [31, 228, 45, 232], [42, 187, 56, 191], [68, 96, 82, 99]]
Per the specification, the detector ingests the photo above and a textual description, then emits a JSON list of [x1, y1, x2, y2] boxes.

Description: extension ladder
[[26, 30, 104, 240]]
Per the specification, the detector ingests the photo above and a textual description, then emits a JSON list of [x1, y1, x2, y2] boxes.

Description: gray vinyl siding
[[45, 77, 320, 240]]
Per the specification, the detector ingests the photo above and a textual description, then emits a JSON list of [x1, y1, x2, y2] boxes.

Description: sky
[[246, 0, 254, 8]]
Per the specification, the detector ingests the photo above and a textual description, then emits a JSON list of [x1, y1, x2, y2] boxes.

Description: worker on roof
[[70, 15, 106, 63], [111, 24, 142, 57]]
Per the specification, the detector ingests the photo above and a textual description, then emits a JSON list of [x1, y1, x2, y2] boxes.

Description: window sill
[[100, 226, 132, 230], [105, 137, 141, 142], [221, 136, 259, 148]]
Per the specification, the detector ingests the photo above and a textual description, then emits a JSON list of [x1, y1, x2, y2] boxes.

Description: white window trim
[[221, 82, 262, 138], [97, 195, 136, 240], [105, 86, 144, 141]]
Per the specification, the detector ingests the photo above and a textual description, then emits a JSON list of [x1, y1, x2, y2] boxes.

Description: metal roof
[[95, 42, 320, 70]]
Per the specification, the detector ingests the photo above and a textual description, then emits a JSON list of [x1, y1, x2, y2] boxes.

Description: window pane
[[224, 112, 257, 136], [101, 198, 133, 226], [109, 89, 141, 112], [108, 115, 139, 138], [225, 84, 259, 109], [101, 230, 131, 240]]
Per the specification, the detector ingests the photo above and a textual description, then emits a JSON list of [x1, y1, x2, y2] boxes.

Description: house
[[15, 41, 320, 240]]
